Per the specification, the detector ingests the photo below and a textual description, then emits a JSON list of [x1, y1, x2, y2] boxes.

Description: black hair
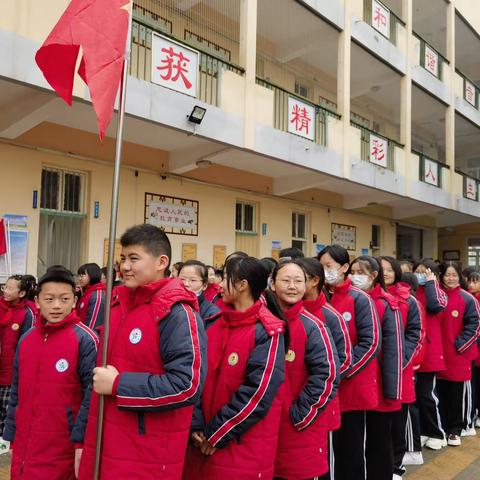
[[439, 261, 465, 289], [401, 272, 419, 293], [462, 266, 478, 278], [179, 260, 208, 284], [22, 274, 37, 300], [379, 256, 403, 284], [224, 251, 248, 266], [413, 258, 440, 276], [46, 264, 69, 272], [120, 224, 171, 267], [260, 257, 277, 276], [279, 247, 305, 259], [467, 270, 480, 283], [214, 268, 224, 280], [296, 257, 325, 292], [350, 255, 386, 290], [101, 267, 108, 277], [6, 274, 29, 297], [172, 262, 184, 273], [77, 263, 102, 285], [224, 256, 269, 301], [399, 260, 413, 272], [38, 267, 76, 293], [317, 244, 350, 266]]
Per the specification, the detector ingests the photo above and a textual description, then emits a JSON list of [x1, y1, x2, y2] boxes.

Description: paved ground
[[0, 434, 478, 478]]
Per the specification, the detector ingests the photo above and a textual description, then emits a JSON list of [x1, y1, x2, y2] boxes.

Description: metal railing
[[363, 0, 405, 46], [413, 150, 449, 188], [414, 32, 449, 81], [351, 121, 398, 170], [456, 169, 480, 201], [130, 19, 244, 106], [456, 68, 480, 109], [256, 78, 340, 146]]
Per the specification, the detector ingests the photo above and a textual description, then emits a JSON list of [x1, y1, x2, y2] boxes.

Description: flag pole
[[93, 6, 132, 479]]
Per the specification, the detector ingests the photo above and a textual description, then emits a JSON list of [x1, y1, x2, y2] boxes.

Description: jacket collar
[[303, 292, 327, 312], [444, 285, 461, 296], [36, 310, 79, 333], [0, 296, 26, 312], [83, 282, 106, 295], [283, 300, 304, 323], [370, 283, 399, 309], [387, 282, 411, 301], [332, 277, 351, 295]]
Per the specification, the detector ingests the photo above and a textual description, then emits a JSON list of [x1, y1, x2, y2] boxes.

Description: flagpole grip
[[93, 7, 132, 478]]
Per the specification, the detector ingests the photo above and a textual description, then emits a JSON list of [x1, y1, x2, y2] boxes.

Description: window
[[468, 238, 480, 267], [371, 225, 381, 250], [40, 167, 86, 214], [295, 82, 309, 100], [292, 212, 307, 253], [235, 201, 256, 233]]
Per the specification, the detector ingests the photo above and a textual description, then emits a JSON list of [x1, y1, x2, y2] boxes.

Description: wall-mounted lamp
[[187, 106, 207, 125]]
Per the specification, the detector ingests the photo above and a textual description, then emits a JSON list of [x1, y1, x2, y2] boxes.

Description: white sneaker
[[425, 437, 445, 450], [461, 427, 477, 437], [420, 435, 428, 446], [0, 438, 10, 455], [447, 434, 461, 446], [402, 451, 424, 465], [475, 418, 480, 428], [393, 474, 403, 480]]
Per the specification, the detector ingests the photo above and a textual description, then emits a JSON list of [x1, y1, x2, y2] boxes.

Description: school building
[[1, 0, 480, 279]]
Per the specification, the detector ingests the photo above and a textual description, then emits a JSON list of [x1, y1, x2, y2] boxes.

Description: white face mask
[[324, 268, 342, 286], [349, 274, 371, 291]]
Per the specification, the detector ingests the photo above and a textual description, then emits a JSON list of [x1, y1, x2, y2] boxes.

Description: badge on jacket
[[11, 323, 19, 331], [228, 352, 239, 366], [129, 328, 142, 344], [285, 349, 296, 362], [452, 310, 459, 318], [55, 359, 69, 373], [343, 312, 352, 322]]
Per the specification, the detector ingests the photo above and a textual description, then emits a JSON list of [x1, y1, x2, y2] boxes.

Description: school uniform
[[328, 279, 381, 480], [0, 297, 34, 434], [76, 282, 106, 331], [437, 286, 480, 436], [197, 292, 221, 328], [184, 301, 285, 480], [78, 278, 207, 480], [4, 311, 98, 480], [274, 301, 339, 479], [204, 283, 222, 304]]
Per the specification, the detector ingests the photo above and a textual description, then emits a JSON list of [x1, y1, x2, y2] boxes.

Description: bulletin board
[[213, 245, 226, 269], [182, 243, 197, 262]]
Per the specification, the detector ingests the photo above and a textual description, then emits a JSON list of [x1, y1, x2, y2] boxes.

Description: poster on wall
[[331, 223, 356, 251], [371, 0, 391, 38], [369, 134, 388, 168], [424, 44, 439, 78], [8, 230, 28, 275], [182, 243, 197, 262], [287, 96, 316, 141], [213, 245, 227, 269], [3, 215, 28, 229], [145, 193, 199, 236], [103, 239, 122, 267]]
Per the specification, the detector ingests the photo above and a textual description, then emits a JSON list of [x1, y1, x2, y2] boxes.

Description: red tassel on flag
[[35, 0, 131, 139]]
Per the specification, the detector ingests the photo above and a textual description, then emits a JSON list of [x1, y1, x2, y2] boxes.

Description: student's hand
[[425, 268, 436, 282], [191, 431, 205, 448], [200, 438, 217, 456], [93, 365, 119, 395], [74, 448, 82, 478]]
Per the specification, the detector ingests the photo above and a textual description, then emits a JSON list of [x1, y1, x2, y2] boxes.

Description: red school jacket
[[4, 311, 98, 480], [329, 279, 381, 412], [437, 286, 480, 382], [472, 292, 480, 367], [76, 282, 106, 331], [274, 301, 339, 480], [183, 301, 285, 480], [78, 278, 206, 480], [0, 297, 34, 386], [417, 279, 447, 373], [387, 283, 423, 403], [303, 293, 352, 430]]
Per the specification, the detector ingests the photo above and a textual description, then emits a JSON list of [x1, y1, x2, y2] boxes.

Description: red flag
[[0, 220, 7, 256], [35, 0, 131, 139]]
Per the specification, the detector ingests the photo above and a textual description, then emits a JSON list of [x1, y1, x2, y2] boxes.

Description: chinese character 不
[[371, 139, 385, 163], [290, 104, 311, 134], [156, 47, 192, 89], [425, 51, 437, 74], [373, 6, 387, 30], [425, 164, 436, 183]]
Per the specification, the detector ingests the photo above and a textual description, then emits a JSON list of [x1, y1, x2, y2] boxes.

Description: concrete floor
[[0, 434, 478, 479]]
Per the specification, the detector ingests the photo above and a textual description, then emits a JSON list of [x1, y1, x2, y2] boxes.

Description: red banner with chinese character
[[35, 0, 131, 139]]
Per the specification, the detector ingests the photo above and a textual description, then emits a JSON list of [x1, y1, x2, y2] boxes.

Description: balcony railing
[[351, 121, 397, 170], [363, 0, 405, 47], [414, 32, 448, 81], [456, 170, 480, 201], [256, 78, 340, 146], [130, 19, 244, 106], [414, 151, 449, 188], [456, 68, 480, 109]]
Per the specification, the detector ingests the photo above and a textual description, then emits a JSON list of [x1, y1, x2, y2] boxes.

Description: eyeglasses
[[179, 277, 203, 285]]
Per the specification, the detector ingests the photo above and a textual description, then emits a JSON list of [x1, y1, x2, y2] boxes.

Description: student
[[412, 259, 448, 450], [0, 275, 35, 453], [278, 247, 304, 259], [299, 257, 352, 479], [318, 245, 380, 480], [380, 256, 423, 478], [467, 271, 480, 429], [78, 224, 207, 480], [436, 262, 480, 446], [184, 256, 285, 479], [179, 260, 221, 327], [267, 259, 339, 480], [76, 263, 106, 331], [4, 268, 98, 479], [349, 256, 404, 480], [22, 274, 39, 322], [400, 260, 414, 274], [171, 261, 184, 278], [204, 265, 222, 303]]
